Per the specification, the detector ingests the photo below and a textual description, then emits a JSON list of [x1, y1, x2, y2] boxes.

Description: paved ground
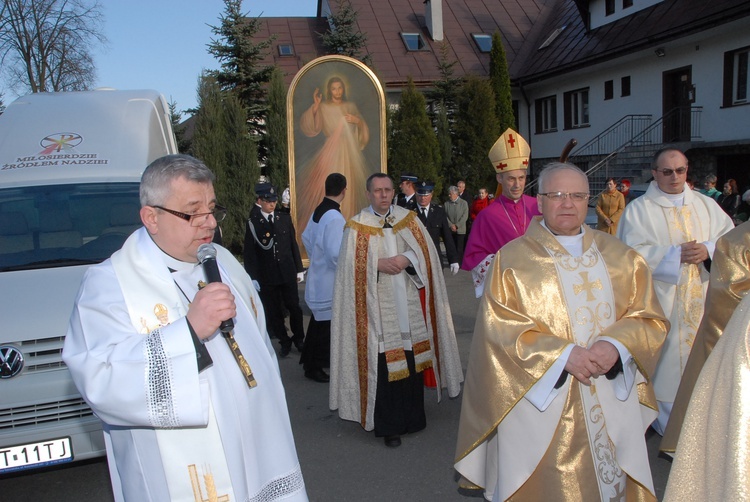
[[281, 268, 673, 501], [0, 268, 674, 501]]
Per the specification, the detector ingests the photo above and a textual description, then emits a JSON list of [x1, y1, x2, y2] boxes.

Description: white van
[[0, 89, 177, 473]]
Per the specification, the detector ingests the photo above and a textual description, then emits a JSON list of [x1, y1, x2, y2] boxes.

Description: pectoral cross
[[573, 271, 603, 301]]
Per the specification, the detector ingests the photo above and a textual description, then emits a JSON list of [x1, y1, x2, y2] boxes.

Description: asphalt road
[[0, 268, 673, 501]]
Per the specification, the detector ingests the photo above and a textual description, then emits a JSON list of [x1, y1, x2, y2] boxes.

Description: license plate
[[0, 437, 73, 473]]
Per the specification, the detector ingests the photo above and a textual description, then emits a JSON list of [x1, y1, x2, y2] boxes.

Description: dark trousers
[[373, 350, 426, 437], [451, 232, 465, 266], [258, 281, 304, 348], [300, 314, 330, 371]]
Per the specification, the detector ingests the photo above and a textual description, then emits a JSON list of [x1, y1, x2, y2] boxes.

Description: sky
[[6, 0, 317, 113]]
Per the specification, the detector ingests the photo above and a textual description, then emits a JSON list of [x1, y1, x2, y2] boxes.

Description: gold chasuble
[[455, 219, 667, 501]]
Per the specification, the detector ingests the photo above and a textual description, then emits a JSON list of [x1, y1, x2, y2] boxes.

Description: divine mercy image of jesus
[[289, 56, 385, 240]]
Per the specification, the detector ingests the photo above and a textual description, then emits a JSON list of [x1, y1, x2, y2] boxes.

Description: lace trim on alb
[[247, 465, 305, 502], [144, 328, 179, 428]]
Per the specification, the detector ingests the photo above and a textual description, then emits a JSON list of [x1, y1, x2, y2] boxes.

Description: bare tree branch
[[0, 0, 106, 93]]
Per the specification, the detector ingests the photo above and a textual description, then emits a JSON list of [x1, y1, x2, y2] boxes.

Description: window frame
[[563, 88, 590, 130], [535, 95, 558, 134], [621, 76, 631, 97], [471, 33, 492, 53], [277, 44, 294, 57], [604, 80, 614, 101], [723, 46, 749, 106], [400, 32, 428, 52]]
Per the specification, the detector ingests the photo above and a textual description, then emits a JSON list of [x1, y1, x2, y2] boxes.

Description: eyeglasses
[[655, 167, 687, 176], [152, 205, 227, 226], [538, 192, 590, 202]]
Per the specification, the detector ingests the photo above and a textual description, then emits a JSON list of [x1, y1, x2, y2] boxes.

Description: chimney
[[425, 0, 443, 41]]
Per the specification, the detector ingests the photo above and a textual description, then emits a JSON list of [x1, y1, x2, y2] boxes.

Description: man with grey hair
[[456, 162, 667, 501], [64, 154, 307, 501], [444, 185, 469, 265], [617, 147, 733, 436]]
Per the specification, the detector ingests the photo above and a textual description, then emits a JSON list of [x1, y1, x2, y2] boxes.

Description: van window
[[0, 183, 141, 271]]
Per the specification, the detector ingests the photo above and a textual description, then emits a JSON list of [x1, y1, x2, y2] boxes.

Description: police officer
[[395, 173, 418, 210], [244, 182, 305, 357], [415, 180, 460, 274]]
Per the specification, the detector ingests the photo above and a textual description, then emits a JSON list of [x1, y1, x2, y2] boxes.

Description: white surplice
[[63, 228, 307, 502], [617, 182, 734, 432]]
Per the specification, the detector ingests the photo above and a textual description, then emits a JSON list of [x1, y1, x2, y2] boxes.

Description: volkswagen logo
[[0, 345, 24, 378]]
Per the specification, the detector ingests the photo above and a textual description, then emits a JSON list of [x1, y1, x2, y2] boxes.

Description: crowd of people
[[60, 126, 749, 500]]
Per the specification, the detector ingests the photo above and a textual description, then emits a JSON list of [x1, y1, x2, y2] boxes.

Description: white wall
[[521, 17, 750, 159], [589, 0, 664, 30]]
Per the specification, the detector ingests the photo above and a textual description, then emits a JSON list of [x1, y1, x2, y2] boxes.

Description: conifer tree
[[428, 41, 460, 117], [168, 99, 190, 153], [320, 0, 372, 65], [207, 0, 274, 138], [490, 31, 515, 133], [192, 74, 258, 255], [265, 67, 289, 189], [453, 77, 499, 192], [389, 78, 442, 195]]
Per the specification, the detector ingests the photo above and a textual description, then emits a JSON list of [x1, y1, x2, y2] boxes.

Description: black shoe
[[279, 345, 291, 358], [294, 340, 305, 352], [304, 368, 330, 383], [384, 435, 401, 448]]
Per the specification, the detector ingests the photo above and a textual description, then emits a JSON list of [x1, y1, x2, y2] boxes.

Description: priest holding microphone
[[63, 154, 307, 502]]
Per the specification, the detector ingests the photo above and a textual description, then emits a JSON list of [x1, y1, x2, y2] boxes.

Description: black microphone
[[197, 243, 234, 334]]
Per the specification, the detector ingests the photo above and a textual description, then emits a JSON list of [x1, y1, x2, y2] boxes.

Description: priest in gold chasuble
[[455, 164, 668, 501]]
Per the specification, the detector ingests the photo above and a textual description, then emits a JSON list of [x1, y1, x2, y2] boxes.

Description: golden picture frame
[[287, 55, 387, 254]]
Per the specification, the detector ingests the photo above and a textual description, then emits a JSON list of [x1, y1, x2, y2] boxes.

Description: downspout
[[518, 79, 533, 166]]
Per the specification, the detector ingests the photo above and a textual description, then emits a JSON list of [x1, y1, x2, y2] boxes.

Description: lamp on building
[[655, 47, 666, 57]]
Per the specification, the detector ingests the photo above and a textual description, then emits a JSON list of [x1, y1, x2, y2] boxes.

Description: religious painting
[[287, 55, 386, 249]]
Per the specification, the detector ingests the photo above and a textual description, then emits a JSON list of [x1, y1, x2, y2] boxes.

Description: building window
[[401, 33, 427, 51], [623, 0, 633, 8], [564, 88, 589, 129], [606, 0, 615, 16], [472, 34, 492, 53], [604, 80, 614, 100], [278, 44, 294, 56], [621, 76, 631, 97], [535, 96, 557, 133], [724, 47, 749, 106]]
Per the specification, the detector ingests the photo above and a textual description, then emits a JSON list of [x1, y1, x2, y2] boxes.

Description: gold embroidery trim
[[354, 229, 370, 427], [408, 219, 441, 371]]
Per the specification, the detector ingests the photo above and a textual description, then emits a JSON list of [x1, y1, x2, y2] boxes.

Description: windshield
[[0, 183, 141, 271]]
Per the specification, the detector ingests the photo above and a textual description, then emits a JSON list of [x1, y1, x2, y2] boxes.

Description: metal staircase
[[525, 107, 703, 199], [571, 106, 703, 198]]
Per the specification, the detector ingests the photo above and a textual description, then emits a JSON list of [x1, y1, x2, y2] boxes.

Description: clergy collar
[[500, 194, 522, 204], [541, 220, 584, 256], [370, 205, 394, 218], [145, 233, 201, 271], [160, 246, 201, 272], [654, 185, 686, 207]]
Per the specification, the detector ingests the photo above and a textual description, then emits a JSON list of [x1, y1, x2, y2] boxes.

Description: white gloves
[[252, 280, 261, 292], [297, 271, 305, 283], [450, 263, 459, 275]]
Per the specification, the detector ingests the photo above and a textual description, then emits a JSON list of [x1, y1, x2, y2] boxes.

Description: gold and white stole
[[664, 205, 703, 373], [549, 242, 627, 500]]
